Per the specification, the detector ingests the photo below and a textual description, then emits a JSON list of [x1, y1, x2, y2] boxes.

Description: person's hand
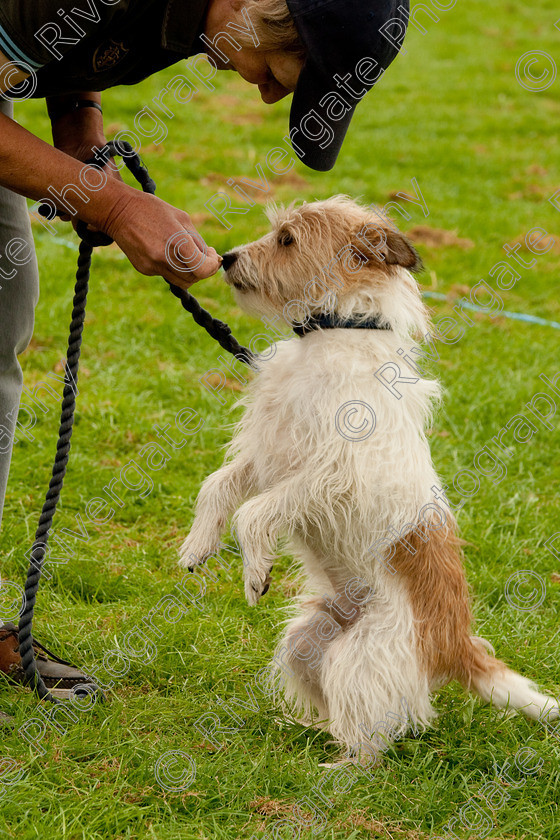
[[48, 98, 221, 288], [101, 186, 222, 289]]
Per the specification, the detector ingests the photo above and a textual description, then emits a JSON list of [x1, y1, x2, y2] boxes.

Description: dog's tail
[[460, 636, 559, 722], [389, 516, 559, 724]]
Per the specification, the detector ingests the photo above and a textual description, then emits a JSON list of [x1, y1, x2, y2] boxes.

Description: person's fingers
[[106, 191, 222, 282], [107, 163, 123, 182], [178, 221, 221, 269], [168, 232, 204, 273], [184, 244, 221, 278], [181, 222, 206, 252], [196, 244, 221, 273], [166, 230, 221, 279]]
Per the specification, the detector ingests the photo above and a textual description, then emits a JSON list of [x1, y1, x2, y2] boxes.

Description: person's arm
[[46, 91, 123, 221], [47, 92, 106, 161], [0, 58, 220, 288]]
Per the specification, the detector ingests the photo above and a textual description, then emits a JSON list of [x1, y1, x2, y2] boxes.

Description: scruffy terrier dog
[[179, 196, 558, 759]]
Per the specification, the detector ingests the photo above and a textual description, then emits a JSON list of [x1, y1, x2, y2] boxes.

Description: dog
[[179, 196, 558, 760]]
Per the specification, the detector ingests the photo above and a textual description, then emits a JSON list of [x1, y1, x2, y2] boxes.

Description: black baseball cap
[[285, 0, 410, 171]]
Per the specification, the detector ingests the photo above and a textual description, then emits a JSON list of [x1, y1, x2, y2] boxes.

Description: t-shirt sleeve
[[0, 0, 126, 72]]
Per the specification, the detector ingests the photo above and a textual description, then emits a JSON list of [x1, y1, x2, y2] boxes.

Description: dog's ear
[[354, 222, 423, 273], [384, 229, 423, 271]]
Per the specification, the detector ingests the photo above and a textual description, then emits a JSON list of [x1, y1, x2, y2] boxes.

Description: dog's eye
[[278, 232, 294, 247]]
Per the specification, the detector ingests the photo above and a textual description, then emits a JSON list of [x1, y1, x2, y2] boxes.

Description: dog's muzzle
[[221, 251, 255, 291]]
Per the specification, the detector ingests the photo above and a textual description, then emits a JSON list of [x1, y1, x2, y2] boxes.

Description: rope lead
[[19, 141, 255, 704]]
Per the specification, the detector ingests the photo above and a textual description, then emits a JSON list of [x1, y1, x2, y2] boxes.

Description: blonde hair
[[238, 0, 305, 56]]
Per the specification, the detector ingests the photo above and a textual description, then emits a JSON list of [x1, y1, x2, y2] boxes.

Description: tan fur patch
[[390, 520, 501, 688]]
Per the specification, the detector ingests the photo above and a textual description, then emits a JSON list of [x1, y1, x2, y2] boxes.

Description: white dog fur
[[179, 196, 558, 759]]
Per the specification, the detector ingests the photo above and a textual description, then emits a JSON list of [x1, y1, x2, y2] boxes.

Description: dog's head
[[221, 196, 429, 337]]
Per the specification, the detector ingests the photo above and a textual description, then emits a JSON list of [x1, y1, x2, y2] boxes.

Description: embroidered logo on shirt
[[93, 40, 130, 73]]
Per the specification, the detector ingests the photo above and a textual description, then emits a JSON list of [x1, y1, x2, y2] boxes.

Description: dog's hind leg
[[271, 602, 332, 727], [317, 587, 437, 758], [272, 582, 436, 760]]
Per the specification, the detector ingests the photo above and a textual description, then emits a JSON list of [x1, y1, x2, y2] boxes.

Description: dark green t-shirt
[[0, 0, 209, 98]]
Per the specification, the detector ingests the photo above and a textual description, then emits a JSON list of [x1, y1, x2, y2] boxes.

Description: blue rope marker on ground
[[422, 291, 560, 331]]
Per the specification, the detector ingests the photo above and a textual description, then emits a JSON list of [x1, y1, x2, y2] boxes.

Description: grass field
[[1, 1, 560, 837]]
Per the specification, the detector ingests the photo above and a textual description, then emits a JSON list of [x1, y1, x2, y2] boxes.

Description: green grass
[[1, 1, 560, 837]]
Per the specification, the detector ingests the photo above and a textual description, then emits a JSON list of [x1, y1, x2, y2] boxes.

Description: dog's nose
[[221, 252, 238, 271]]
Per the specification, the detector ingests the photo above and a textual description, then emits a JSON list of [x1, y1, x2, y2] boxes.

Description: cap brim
[[289, 61, 357, 172]]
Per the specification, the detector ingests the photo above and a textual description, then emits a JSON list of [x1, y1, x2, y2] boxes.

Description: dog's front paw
[[244, 562, 273, 606], [178, 534, 221, 569]]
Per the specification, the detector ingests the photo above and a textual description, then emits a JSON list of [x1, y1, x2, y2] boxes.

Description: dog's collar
[[292, 313, 392, 337]]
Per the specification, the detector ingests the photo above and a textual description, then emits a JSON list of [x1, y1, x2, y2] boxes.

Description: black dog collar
[[292, 313, 391, 337]]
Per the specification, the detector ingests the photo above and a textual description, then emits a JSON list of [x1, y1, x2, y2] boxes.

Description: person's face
[[203, 0, 305, 103]]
